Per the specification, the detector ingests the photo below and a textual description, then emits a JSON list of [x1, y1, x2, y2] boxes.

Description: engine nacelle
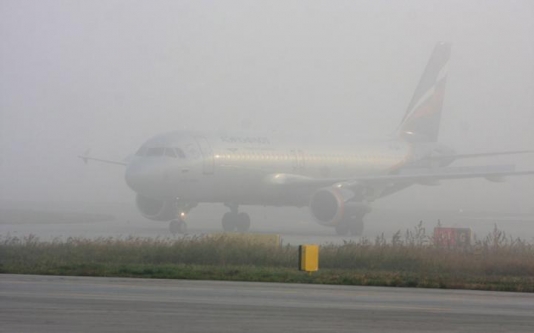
[[309, 188, 370, 226], [135, 194, 177, 221]]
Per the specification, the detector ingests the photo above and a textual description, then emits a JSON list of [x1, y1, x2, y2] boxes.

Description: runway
[[1, 274, 533, 332], [2, 201, 534, 246]]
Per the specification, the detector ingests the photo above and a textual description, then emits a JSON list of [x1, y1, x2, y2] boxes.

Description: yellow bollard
[[298, 244, 319, 273]]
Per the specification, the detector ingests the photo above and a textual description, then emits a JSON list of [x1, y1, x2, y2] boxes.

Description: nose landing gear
[[169, 204, 196, 235], [221, 203, 251, 232], [169, 218, 187, 235]]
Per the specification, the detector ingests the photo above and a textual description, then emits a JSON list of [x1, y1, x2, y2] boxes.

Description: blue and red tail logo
[[397, 42, 451, 142]]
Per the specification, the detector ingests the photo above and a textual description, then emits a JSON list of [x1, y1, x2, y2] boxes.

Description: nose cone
[[125, 161, 164, 195]]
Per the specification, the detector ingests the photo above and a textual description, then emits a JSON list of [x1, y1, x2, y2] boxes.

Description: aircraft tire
[[349, 218, 364, 236], [222, 212, 235, 232], [335, 223, 350, 236], [235, 212, 251, 232]]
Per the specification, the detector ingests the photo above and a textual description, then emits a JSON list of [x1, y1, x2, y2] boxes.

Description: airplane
[[80, 42, 533, 235]]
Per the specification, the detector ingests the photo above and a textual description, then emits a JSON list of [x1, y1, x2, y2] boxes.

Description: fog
[[1, 0, 533, 228]]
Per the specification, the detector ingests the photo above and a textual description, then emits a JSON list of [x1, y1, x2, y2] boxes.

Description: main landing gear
[[221, 203, 251, 232], [335, 214, 365, 236]]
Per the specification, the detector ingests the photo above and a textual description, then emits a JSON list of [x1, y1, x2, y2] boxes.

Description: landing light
[[180, 212, 186, 218]]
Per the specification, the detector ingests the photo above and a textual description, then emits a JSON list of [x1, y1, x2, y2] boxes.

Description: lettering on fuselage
[[220, 135, 270, 145]]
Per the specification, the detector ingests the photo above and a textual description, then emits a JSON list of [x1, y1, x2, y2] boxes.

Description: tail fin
[[397, 42, 451, 142]]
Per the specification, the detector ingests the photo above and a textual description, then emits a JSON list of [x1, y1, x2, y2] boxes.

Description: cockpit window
[[165, 148, 177, 158], [136, 146, 185, 158], [146, 147, 165, 156], [135, 146, 147, 156], [174, 148, 186, 159]]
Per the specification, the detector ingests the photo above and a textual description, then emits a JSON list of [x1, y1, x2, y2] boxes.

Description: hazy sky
[[1, 0, 533, 212]]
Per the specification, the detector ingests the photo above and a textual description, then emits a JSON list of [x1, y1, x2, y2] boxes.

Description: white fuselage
[[125, 130, 416, 207]]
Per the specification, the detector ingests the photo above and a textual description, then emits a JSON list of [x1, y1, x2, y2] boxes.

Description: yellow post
[[299, 244, 319, 273]]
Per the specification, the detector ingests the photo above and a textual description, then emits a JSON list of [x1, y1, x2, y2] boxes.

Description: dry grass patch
[[1, 224, 533, 291]]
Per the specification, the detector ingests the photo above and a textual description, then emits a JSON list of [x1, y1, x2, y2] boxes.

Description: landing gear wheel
[[236, 212, 251, 232], [169, 219, 187, 235], [349, 218, 364, 236], [222, 212, 235, 232], [335, 223, 350, 236]]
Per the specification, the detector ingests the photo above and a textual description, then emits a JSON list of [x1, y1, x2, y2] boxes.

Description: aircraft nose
[[125, 162, 163, 194]]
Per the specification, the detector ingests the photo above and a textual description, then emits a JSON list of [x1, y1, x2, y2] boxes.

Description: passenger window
[[135, 146, 147, 156], [165, 148, 177, 158], [146, 147, 165, 156], [174, 148, 186, 159]]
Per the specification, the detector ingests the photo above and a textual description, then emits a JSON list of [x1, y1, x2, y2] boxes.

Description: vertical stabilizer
[[397, 42, 451, 142]]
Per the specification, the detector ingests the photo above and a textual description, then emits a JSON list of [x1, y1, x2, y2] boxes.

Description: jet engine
[[309, 187, 370, 226], [135, 194, 177, 221]]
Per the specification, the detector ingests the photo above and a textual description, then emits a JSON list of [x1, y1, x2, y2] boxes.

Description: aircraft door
[[194, 136, 214, 174]]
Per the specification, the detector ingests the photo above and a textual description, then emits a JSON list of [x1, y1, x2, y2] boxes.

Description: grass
[[1, 223, 533, 292]]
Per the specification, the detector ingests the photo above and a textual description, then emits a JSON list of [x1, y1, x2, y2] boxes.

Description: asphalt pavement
[[1, 274, 533, 332]]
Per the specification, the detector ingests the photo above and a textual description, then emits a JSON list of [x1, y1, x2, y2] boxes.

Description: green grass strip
[[1, 226, 533, 292]]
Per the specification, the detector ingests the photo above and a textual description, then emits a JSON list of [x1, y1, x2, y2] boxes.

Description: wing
[[347, 165, 534, 186], [78, 149, 128, 166], [264, 165, 534, 200], [422, 150, 534, 162]]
